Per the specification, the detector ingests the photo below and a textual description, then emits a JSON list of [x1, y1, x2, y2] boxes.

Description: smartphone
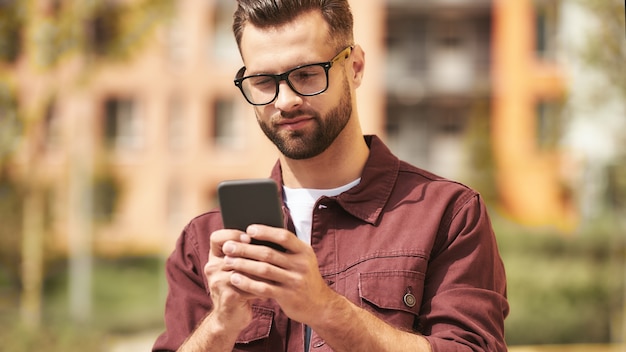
[[217, 178, 286, 252]]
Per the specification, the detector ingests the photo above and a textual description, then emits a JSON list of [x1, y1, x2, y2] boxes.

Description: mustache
[[279, 109, 317, 120]]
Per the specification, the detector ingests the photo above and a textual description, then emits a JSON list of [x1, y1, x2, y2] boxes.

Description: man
[[153, 0, 509, 351]]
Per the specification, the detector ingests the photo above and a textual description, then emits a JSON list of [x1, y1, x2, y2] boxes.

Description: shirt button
[[403, 293, 416, 308]]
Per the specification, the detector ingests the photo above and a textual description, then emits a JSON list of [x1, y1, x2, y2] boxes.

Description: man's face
[[239, 11, 353, 160]]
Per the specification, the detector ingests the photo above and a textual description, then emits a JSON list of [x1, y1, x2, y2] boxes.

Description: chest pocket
[[358, 270, 424, 330]]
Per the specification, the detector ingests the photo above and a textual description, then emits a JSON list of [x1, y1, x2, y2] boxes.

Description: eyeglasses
[[234, 46, 353, 106]]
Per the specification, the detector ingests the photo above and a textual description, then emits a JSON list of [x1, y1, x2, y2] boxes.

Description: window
[[384, 104, 431, 169], [42, 101, 61, 151], [85, 3, 121, 57], [385, 7, 491, 96], [474, 15, 492, 74], [428, 19, 476, 94], [92, 173, 119, 224], [211, 0, 238, 60], [535, 100, 562, 150], [103, 98, 142, 150], [385, 12, 428, 91], [385, 102, 469, 179], [212, 98, 240, 149], [535, 0, 558, 60]]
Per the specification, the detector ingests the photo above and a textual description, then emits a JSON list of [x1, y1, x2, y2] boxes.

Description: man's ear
[[350, 45, 365, 88]]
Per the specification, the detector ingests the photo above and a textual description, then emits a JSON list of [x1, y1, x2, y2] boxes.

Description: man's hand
[[178, 229, 261, 352], [219, 225, 433, 352], [221, 224, 335, 325], [204, 229, 257, 332]]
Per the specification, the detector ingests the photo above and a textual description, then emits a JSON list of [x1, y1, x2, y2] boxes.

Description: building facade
[[3, 0, 575, 256]]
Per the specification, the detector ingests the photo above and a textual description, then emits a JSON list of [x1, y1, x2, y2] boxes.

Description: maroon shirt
[[153, 135, 509, 352]]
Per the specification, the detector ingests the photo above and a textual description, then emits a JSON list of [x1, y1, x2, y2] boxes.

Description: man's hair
[[233, 0, 354, 52]]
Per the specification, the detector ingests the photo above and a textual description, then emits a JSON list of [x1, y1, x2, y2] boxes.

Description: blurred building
[[492, 0, 572, 228], [3, 0, 579, 256], [385, 0, 493, 183]]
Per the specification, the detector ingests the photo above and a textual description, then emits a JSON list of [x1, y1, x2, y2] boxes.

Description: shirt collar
[[270, 135, 399, 225]]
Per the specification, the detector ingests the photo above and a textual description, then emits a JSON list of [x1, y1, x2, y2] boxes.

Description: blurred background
[[0, 0, 624, 351]]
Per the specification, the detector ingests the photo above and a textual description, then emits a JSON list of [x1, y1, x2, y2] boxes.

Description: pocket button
[[403, 293, 416, 308]]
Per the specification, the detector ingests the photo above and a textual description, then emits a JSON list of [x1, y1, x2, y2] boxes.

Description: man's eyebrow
[[245, 57, 324, 76], [243, 66, 276, 76]]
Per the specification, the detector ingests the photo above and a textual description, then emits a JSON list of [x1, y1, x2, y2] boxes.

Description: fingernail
[[231, 273, 241, 285], [223, 242, 234, 254], [247, 225, 258, 236]]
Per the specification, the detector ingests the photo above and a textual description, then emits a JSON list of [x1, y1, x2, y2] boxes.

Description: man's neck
[[280, 131, 369, 189]]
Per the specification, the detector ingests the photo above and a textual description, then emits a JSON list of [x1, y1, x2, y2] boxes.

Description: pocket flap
[[236, 305, 274, 344], [358, 270, 424, 314]]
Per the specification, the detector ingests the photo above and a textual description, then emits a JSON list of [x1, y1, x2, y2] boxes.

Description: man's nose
[[273, 81, 302, 111]]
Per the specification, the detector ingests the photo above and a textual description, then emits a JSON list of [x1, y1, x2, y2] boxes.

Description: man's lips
[[276, 116, 314, 130]]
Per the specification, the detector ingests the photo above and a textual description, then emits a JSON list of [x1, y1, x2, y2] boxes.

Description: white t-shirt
[[283, 178, 361, 244]]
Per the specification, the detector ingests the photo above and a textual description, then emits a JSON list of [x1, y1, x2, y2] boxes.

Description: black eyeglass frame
[[234, 45, 354, 106]]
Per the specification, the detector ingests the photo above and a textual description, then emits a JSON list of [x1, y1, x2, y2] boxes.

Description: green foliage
[[462, 99, 498, 204], [0, 3, 174, 349], [0, 169, 23, 288], [606, 161, 626, 213], [24, 0, 175, 68], [106, 0, 175, 60], [0, 257, 165, 351], [0, 0, 25, 63], [577, 0, 626, 99], [1, 218, 625, 348], [92, 170, 122, 224], [496, 215, 625, 345], [0, 80, 22, 163], [90, 257, 165, 333]]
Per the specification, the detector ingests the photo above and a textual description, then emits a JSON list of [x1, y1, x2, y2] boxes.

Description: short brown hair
[[233, 0, 354, 52]]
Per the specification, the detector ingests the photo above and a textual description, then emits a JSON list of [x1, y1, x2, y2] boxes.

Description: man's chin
[[276, 138, 324, 160]]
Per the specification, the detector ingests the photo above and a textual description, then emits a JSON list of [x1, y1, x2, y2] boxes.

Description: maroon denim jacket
[[153, 135, 509, 352]]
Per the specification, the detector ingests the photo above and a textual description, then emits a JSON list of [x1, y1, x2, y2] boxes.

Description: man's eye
[[292, 70, 319, 82], [249, 76, 275, 88]]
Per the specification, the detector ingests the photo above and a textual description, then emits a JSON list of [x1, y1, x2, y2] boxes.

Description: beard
[[257, 76, 353, 160]]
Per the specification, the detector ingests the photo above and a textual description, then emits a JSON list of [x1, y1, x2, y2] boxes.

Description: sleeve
[[421, 194, 509, 352], [152, 220, 215, 352]]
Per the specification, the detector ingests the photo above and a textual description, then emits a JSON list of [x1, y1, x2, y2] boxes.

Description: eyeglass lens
[[240, 64, 328, 105]]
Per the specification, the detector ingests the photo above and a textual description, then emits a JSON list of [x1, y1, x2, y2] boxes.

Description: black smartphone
[[217, 178, 286, 252]]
